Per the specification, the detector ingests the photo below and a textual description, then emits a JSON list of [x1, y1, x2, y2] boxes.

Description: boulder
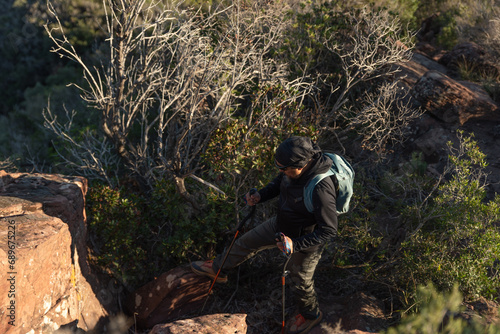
[[390, 51, 449, 108], [438, 42, 500, 78], [125, 266, 211, 329], [0, 172, 109, 333], [394, 52, 450, 89], [411, 70, 500, 125], [149, 313, 247, 334], [412, 127, 451, 164]]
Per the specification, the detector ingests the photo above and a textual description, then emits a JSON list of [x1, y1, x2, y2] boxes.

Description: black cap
[[275, 136, 321, 168]]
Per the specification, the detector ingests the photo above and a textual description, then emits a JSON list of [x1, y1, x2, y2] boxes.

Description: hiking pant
[[212, 217, 323, 318]]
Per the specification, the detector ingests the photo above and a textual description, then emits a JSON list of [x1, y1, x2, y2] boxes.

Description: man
[[191, 136, 338, 334]]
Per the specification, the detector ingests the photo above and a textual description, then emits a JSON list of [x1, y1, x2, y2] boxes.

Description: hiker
[[191, 136, 339, 334]]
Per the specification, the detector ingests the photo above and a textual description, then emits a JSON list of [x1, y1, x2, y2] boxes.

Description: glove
[[276, 232, 292, 256]]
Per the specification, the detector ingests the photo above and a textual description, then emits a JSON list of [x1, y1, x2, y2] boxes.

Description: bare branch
[[44, 0, 313, 197], [189, 174, 226, 197], [323, 6, 415, 122], [348, 80, 423, 156], [43, 103, 120, 186]]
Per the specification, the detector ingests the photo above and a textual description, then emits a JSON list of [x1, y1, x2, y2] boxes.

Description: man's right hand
[[245, 189, 261, 206]]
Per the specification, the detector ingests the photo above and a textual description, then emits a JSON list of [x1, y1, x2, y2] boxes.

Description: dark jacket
[[258, 153, 338, 252]]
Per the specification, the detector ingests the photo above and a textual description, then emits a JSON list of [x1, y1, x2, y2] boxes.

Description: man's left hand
[[276, 234, 293, 255]]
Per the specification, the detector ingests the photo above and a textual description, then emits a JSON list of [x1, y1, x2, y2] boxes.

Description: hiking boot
[[286, 310, 323, 334], [190, 260, 228, 283]]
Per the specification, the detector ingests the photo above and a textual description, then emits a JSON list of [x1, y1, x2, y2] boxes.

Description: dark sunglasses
[[275, 158, 312, 171], [275, 160, 292, 171]]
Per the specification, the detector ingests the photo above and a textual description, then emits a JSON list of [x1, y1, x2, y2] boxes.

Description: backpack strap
[[303, 167, 334, 213]]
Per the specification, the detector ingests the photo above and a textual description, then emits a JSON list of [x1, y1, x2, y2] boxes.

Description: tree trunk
[[174, 175, 200, 212]]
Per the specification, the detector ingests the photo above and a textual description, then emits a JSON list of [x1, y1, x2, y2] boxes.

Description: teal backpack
[[304, 153, 355, 215]]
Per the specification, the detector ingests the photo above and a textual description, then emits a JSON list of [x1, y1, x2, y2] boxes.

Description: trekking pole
[[276, 232, 292, 334], [199, 190, 257, 314]]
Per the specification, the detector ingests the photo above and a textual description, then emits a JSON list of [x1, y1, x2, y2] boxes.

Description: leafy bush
[[398, 131, 500, 302], [367, 0, 421, 30], [87, 184, 149, 287], [385, 283, 500, 333], [279, 1, 343, 77], [336, 131, 499, 316], [87, 179, 238, 288], [435, 11, 459, 50]]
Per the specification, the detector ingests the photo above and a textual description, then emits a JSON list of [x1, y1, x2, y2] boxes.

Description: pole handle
[[236, 205, 256, 231]]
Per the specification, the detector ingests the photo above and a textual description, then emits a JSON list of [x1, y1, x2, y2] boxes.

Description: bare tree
[[44, 104, 121, 185], [43, 0, 313, 204], [321, 6, 417, 154], [347, 81, 423, 156]]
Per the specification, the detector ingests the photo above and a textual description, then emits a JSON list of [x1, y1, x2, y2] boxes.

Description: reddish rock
[[0, 172, 108, 333], [411, 70, 500, 124], [390, 49, 449, 108], [125, 266, 211, 329], [149, 313, 247, 334], [393, 53, 449, 89], [413, 127, 451, 163], [438, 42, 500, 78]]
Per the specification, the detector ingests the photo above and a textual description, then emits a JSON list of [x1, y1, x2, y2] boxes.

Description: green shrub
[[367, 0, 421, 30], [435, 12, 459, 50], [333, 167, 384, 268], [146, 179, 238, 261], [279, 1, 344, 77], [385, 283, 500, 333], [87, 184, 149, 287], [398, 131, 500, 303], [87, 179, 237, 288], [344, 132, 499, 314]]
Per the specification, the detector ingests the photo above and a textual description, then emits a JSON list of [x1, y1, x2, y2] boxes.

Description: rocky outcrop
[[394, 39, 500, 127], [411, 70, 500, 125], [438, 42, 500, 78], [125, 266, 210, 329], [149, 313, 247, 334], [394, 40, 500, 197], [0, 172, 109, 333]]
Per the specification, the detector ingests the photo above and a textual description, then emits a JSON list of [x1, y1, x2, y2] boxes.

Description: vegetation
[[1, 0, 499, 332], [361, 132, 500, 306], [385, 283, 500, 333], [398, 132, 500, 301], [87, 179, 236, 288]]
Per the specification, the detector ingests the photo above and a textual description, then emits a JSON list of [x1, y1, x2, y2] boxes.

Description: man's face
[[276, 161, 305, 179]]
